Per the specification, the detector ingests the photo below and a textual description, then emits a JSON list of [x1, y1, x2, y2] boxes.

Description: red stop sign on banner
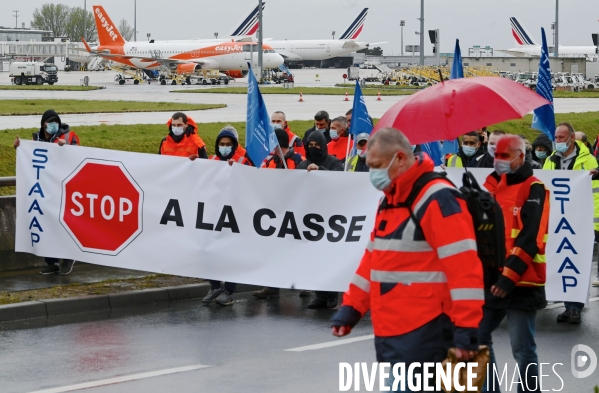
[[60, 159, 144, 255]]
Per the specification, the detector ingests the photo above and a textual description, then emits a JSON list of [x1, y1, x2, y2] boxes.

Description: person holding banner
[[302, 110, 332, 146], [210, 126, 252, 166], [480, 135, 550, 392], [158, 112, 208, 160], [253, 128, 308, 300], [346, 133, 370, 172], [13, 109, 79, 276], [331, 128, 484, 386], [544, 122, 599, 324], [271, 111, 305, 157], [327, 116, 352, 163], [446, 131, 484, 168]]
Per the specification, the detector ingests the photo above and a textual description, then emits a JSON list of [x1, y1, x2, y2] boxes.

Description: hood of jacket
[[305, 130, 329, 164], [531, 134, 553, 154], [166, 117, 198, 142], [215, 129, 239, 160], [385, 152, 436, 205]]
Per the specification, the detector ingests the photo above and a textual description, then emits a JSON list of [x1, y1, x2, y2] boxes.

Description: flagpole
[[277, 145, 288, 169], [343, 135, 353, 171]]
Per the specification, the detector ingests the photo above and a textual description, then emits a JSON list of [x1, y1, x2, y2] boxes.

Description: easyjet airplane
[[86, 5, 283, 77], [500, 17, 598, 58], [265, 8, 372, 61]]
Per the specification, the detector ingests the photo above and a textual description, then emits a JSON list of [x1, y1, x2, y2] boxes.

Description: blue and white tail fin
[[339, 8, 369, 40], [510, 17, 538, 46], [227, 3, 265, 37]]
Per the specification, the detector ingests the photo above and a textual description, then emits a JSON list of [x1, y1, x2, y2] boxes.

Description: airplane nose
[[268, 53, 284, 68]]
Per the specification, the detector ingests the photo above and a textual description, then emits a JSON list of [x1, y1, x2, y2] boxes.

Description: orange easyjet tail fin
[[92, 5, 126, 46]]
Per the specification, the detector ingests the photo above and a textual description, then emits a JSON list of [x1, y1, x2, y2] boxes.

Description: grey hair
[[331, 116, 348, 130], [557, 122, 575, 135], [221, 124, 239, 139], [498, 134, 525, 154], [368, 127, 413, 158], [272, 111, 286, 120]]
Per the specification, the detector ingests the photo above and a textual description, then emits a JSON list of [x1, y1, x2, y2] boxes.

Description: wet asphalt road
[[1, 290, 598, 393]]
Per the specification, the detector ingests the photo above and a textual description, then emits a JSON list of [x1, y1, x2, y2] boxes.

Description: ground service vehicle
[[9, 62, 58, 85]]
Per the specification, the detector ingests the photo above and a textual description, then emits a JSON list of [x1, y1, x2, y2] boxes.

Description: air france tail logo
[[95, 8, 119, 42]]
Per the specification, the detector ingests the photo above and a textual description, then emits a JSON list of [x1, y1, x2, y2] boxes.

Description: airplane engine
[[176, 63, 201, 75], [223, 70, 249, 79]]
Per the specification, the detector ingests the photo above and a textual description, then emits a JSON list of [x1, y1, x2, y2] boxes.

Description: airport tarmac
[[0, 68, 597, 130]]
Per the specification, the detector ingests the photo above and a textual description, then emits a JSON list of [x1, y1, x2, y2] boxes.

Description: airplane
[[70, 3, 266, 65], [265, 8, 372, 61], [500, 16, 599, 58], [85, 5, 283, 80]]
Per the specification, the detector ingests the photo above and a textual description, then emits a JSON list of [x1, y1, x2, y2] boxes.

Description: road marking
[[285, 334, 374, 352], [28, 364, 210, 393]]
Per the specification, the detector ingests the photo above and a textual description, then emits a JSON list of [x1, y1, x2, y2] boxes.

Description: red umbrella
[[373, 77, 551, 145]]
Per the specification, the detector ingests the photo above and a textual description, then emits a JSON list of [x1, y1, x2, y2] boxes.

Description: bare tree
[[118, 19, 135, 41], [31, 3, 71, 38]]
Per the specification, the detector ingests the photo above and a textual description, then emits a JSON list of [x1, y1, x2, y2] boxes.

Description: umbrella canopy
[[373, 77, 551, 145]]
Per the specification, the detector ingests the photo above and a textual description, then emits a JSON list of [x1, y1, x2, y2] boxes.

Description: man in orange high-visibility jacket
[[331, 127, 484, 389], [271, 111, 305, 157], [159, 112, 208, 160], [480, 135, 549, 393], [327, 116, 352, 164]]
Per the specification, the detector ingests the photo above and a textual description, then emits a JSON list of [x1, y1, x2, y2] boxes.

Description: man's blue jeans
[[478, 307, 539, 392]]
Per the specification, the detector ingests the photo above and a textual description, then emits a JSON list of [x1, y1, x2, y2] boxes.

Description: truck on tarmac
[[9, 62, 58, 85]]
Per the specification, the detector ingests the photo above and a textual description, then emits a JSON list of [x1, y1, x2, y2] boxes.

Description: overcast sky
[[3, 0, 599, 55]]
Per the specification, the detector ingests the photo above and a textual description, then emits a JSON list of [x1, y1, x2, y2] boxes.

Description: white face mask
[[487, 144, 496, 158], [172, 126, 185, 136], [272, 123, 284, 130]]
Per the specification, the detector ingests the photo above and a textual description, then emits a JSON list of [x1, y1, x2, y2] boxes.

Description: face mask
[[462, 145, 477, 157], [494, 157, 518, 176], [535, 150, 548, 160], [307, 146, 323, 161], [315, 125, 326, 132], [487, 144, 496, 158], [555, 140, 570, 154], [46, 122, 59, 135], [219, 146, 232, 157], [272, 123, 283, 130], [369, 153, 397, 191], [411, 145, 417, 152], [171, 126, 185, 136], [357, 149, 366, 158], [329, 129, 339, 140]]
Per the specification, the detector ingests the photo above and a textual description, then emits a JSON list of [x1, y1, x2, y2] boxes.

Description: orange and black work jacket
[[285, 126, 305, 157], [327, 134, 352, 162], [261, 150, 304, 169], [159, 117, 208, 158], [331, 153, 484, 350], [32, 124, 80, 146], [485, 161, 549, 310]]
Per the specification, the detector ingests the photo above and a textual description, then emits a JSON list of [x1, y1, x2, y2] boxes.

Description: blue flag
[[531, 28, 556, 141], [442, 39, 463, 156], [420, 141, 444, 166], [349, 80, 373, 135], [246, 65, 278, 166]]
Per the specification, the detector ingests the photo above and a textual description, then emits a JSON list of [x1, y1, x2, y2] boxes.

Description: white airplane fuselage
[[266, 39, 369, 61], [503, 45, 598, 58]]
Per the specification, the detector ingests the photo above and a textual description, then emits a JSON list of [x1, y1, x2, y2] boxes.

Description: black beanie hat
[[41, 109, 61, 127], [275, 128, 289, 148]]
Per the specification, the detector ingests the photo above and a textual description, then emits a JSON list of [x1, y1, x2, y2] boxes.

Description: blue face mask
[[369, 153, 397, 191], [46, 122, 59, 135], [411, 145, 417, 152], [555, 141, 570, 154], [535, 150, 548, 160], [329, 129, 339, 140], [219, 146, 232, 157], [462, 145, 477, 157]]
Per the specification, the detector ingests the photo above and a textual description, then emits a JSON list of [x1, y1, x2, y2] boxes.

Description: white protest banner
[[15, 141, 594, 302], [445, 168, 594, 304], [15, 141, 381, 292]]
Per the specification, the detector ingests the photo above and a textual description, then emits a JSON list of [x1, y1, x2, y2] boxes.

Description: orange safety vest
[[160, 133, 206, 157], [285, 127, 305, 157], [342, 154, 484, 337], [493, 175, 549, 287], [210, 154, 250, 165], [33, 130, 80, 145], [327, 135, 351, 161], [263, 153, 304, 169]]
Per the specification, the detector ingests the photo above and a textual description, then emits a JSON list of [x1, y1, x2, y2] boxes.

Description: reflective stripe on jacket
[[342, 153, 484, 337], [210, 154, 250, 165]]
